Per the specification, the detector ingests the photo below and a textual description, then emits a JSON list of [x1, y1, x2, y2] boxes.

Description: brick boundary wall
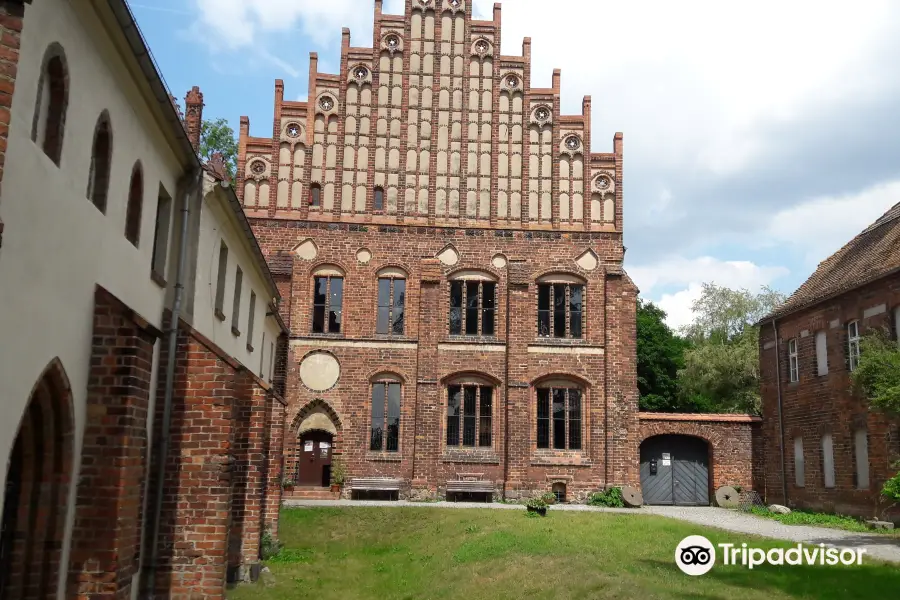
[[638, 413, 762, 496], [143, 317, 286, 599]]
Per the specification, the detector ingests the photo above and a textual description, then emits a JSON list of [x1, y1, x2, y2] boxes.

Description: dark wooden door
[[297, 431, 333, 487], [640, 435, 709, 506]]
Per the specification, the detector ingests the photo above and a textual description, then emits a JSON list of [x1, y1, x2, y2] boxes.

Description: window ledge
[[150, 271, 167, 289], [366, 453, 402, 462], [215, 309, 226, 322], [532, 338, 590, 346], [441, 451, 500, 464], [307, 332, 345, 339], [231, 326, 241, 337], [246, 343, 255, 353], [444, 336, 502, 345]]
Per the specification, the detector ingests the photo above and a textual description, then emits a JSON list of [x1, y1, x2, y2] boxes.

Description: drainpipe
[[502, 274, 511, 499], [771, 319, 788, 505], [146, 167, 202, 590], [603, 277, 609, 489]]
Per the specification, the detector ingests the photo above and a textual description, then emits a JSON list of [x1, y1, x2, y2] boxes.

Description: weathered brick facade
[[639, 413, 762, 494], [0, 0, 30, 248], [760, 273, 900, 520], [240, 0, 641, 500]]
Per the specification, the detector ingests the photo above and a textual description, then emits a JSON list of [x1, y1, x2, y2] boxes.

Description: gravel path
[[283, 499, 900, 563]]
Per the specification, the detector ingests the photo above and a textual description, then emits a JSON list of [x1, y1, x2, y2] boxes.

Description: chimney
[[184, 86, 204, 152]]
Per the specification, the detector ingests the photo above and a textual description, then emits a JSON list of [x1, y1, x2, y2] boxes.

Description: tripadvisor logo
[[675, 535, 867, 576]]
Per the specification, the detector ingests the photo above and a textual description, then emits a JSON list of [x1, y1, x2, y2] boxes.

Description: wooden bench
[[446, 480, 494, 494], [349, 478, 402, 492]]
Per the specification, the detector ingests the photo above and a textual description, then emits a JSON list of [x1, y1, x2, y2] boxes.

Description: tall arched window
[[449, 271, 497, 337], [87, 112, 112, 212], [370, 374, 402, 453], [312, 265, 344, 334], [31, 43, 69, 165], [124, 162, 143, 246], [377, 267, 407, 336], [309, 183, 322, 208], [445, 374, 495, 449], [536, 379, 584, 451], [374, 187, 385, 211], [537, 274, 585, 339]]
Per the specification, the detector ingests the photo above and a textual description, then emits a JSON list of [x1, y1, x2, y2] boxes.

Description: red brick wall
[[638, 414, 761, 494], [0, 0, 28, 248], [759, 273, 900, 520], [69, 287, 160, 600], [251, 219, 638, 501]]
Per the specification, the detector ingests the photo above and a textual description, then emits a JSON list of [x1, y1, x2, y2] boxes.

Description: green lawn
[[228, 507, 900, 600]]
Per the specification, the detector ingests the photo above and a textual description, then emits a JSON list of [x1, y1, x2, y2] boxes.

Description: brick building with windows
[[240, 0, 642, 501], [759, 202, 900, 520]]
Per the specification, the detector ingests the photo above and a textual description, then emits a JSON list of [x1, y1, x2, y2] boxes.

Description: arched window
[[374, 186, 385, 211], [536, 379, 583, 450], [312, 265, 344, 334], [537, 274, 585, 339], [31, 44, 69, 165], [87, 112, 112, 212], [309, 183, 322, 208], [445, 374, 495, 449], [377, 267, 407, 336], [124, 162, 143, 246], [370, 374, 401, 453], [847, 320, 860, 371], [449, 271, 497, 337]]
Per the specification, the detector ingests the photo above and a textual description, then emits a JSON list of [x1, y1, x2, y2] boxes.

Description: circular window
[[596, 176, 610, 190], [506, 75, 519, 88], [354, 66, 369, 80], [319, 96, 335, 111], [449, 0, 462, 7], [475, 40, 489, 54], [535, 107, 550, 122], [286, 124, 301, 138], [565, 135, 581, 151], [250, 160, 266, 175], [385, 34, 400, 48]]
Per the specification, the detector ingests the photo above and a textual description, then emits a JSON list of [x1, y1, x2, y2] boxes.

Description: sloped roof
[[764, 201, 900, 321]]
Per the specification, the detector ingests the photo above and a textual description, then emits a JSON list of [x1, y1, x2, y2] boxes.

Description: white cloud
[[630, 256, 789, 329], [763, 179, 900, 267]]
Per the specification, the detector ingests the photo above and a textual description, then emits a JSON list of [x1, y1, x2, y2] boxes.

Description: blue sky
[[129, 0, 900, 328]]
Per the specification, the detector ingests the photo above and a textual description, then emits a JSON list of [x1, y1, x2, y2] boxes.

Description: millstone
[[715, 486, 740, 508], [621, 485, 643, 508]]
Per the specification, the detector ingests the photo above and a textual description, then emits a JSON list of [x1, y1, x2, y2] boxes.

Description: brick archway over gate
[[639, 413, 763, 496]]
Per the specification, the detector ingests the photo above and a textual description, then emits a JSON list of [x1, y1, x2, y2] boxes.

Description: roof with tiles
[[764, 201, 900, 321]]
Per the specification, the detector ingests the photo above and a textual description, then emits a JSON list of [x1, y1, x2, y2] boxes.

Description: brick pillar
[[0, 0, 28, 249], [68, 288, 158, 600], [184, 86, 203, 152], [262, 395, 286, 538], [412, 259, 443, 491], [505, 261, 531, 498], [148, 329, 235, 600], [227, 371, 268, 583]]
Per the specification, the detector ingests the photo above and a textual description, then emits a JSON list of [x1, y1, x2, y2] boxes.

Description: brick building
[[759, 202, 900, 520], [239, 0, 641, 501], [0, 1, 287, 598]]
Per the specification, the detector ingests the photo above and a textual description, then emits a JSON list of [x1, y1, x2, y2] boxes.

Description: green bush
[[883, 466, 900, 505], [525, 497, 548, 511], [260, 528, 283, 560], [541, 492, 557, 505], [851, 329, 900, 415], [748, 506, 873, 533], [588, 487, 625, 508]]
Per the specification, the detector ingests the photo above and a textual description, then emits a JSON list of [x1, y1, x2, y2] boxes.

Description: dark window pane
[[329, 309, 342, 333], [479, 387, 492, 447], [568, 389, 582, 450], [313, 306, 326, 333], [570, 312, 582, 339], [466, 282, 480, 335], [450, 282, 463, 335], [387, 383, 401, 452], [370, 383, 385, 451], [377, 307, 390, 335], [538, 284, 550, 310], [377, 278, 391, 308], [570, 286, 583, 312], [447, 386, 461, 446], [482, 283, 496, 336], [314, 277, 327, 305], [463, 386, 477, 446], [570, 285, 583, 339], [311, 186, 321, 207], [538, 311, 550, 337], [553, 284, 567, 338], [537, 389, 550, 449], [329, 278, 343, 333], [374, 188, 384, 210], [392, 280, 406, 335], [553, 388, 566, 449]]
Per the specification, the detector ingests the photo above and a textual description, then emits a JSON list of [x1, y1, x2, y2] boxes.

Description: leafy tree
[[199, 118, 238, 184], [637, 300, 690, 412], [676, 284, 786, 415], [851, 328, 900, 415]]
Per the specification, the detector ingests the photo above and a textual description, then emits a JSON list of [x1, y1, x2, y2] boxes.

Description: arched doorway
[[0, 359, 74, 599], [296, 431, 333, 487], [640, 435, 710, 506]]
